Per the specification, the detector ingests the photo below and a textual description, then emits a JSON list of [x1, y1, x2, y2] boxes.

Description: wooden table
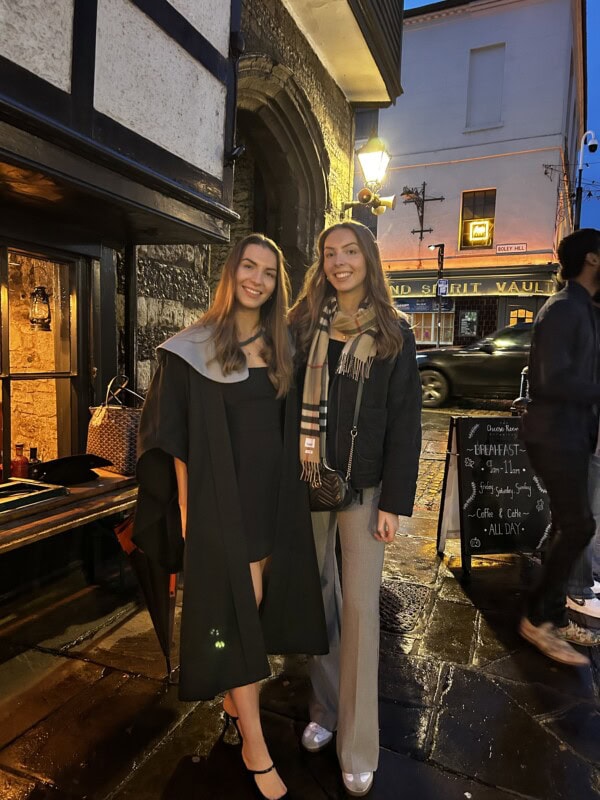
[[0, 469, 137, 554]]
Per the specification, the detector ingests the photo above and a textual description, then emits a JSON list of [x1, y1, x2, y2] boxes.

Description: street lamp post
[[428, 243, 445, 348], [574, 129, 598, 230]]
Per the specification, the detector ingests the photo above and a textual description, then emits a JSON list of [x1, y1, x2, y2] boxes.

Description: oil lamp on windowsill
[[29, 286, 51, 331]]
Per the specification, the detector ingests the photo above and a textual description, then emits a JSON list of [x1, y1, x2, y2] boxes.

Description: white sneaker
[[592, 581, 600, 595], [342, 771, 374, 796], [519, 617, 590, 666], [566, 596, 600, 618], [301, 721, 333, 752]]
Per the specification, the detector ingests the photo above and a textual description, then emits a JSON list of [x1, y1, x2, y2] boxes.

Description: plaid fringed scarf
[[300, 297, 378, 485]]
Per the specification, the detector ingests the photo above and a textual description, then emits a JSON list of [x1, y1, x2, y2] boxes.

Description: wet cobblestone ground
[[0, 401, 599, 799]]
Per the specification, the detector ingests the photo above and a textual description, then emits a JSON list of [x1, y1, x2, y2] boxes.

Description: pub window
[[460, 189, 496, 249], [509, 308, 534, 326], [411, 312, 454, 346], [1, 249, 79, 478]]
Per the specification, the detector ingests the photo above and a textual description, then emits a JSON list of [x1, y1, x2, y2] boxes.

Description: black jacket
[[316, 321, 422, 516], [520, 281, 600, 452]]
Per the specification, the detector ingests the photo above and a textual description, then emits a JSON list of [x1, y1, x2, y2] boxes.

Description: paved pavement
[[0, 402, 599, 799]]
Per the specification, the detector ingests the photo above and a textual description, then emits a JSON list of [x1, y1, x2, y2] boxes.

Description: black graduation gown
[[133, 333, 328, 701]]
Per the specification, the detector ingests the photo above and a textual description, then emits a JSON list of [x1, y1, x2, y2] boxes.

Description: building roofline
[[403, 0, 484, 18]]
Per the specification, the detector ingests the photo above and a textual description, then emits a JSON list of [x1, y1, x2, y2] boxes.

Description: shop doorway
[[497, 297, 547, 328]]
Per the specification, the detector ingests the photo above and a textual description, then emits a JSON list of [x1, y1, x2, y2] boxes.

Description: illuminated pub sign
[[389, 274, 555, 299], [467, 219, 492, 245]]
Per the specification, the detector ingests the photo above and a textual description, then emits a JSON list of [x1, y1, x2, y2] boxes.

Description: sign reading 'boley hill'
[[388, 275, 555, 299]]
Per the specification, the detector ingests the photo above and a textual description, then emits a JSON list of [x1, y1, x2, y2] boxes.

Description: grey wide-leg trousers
[[308, 487, 386, 774]]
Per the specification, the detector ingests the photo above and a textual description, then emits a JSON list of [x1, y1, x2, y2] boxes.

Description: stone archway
[[235, 55, 330, 295]]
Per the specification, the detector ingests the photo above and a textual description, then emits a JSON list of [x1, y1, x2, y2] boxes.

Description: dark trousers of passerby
[[567, 453, 600, 597], [525, 444, 596, 627]]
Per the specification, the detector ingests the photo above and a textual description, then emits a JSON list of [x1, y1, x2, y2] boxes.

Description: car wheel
[[420, 369, 449, 408]]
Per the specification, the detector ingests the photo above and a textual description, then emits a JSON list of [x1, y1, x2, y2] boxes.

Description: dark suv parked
[[417, 323, 532, 408]]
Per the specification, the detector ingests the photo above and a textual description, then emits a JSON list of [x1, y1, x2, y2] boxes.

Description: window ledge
[[463, 122, 504, 134]]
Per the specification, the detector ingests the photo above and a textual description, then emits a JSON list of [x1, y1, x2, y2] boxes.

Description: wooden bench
[[0, 469, 137, 555]]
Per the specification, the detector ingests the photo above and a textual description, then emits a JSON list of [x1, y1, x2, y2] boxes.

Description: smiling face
[[234, 243, 278, 310], [322, 227, 368, 306]]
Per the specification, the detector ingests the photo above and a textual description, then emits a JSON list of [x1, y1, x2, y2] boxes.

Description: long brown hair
[[200, 233, 293, 397], [289, 220, 406, 360]]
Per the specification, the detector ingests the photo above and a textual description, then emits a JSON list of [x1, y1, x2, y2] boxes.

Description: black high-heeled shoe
[[244, 762, 288, 799], [223, 710, 243, 744]]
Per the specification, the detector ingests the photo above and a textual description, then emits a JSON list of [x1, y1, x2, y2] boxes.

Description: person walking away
[[520, 228, 600, 665], [289, 220, 422, 796], [566, 460, 600, 630], [566, 295, 600, 627]]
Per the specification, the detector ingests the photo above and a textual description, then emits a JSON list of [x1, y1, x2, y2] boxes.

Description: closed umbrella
[[114, 515, 177, 677]]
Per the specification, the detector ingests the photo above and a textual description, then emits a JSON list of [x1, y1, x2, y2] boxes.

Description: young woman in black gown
[[135, 234, 327, 800]]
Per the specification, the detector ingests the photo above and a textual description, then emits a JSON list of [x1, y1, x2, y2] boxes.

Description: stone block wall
[[242, 0, 354, 228], [117, 244, 210, 392], [208, 0, 356, 292]]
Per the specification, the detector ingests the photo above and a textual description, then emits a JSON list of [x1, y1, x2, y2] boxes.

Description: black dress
[[223, 367, 284, 561]]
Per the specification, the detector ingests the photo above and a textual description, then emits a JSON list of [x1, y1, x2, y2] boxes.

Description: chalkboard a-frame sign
[[437, 417, 551, 577]]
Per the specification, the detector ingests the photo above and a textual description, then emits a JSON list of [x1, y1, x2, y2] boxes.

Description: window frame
[[465, 42, 506, 131], [459, 188, 497, 250], [410, 311, 455, 346], [508, 308, 534, 326], [0, 243, 91, 478]]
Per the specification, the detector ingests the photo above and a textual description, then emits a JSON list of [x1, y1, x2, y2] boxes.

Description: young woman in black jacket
[[289, 220, 422, 797]]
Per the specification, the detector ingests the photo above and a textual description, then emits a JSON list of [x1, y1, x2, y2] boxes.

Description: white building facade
[[362, 0, 586, 347]]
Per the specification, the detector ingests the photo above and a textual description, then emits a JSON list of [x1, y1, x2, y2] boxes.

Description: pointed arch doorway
[[234, 56, 330, 296]]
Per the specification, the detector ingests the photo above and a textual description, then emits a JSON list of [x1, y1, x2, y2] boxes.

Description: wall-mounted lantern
[[342, 135, 396, 217], [29, 286, 51, 331]]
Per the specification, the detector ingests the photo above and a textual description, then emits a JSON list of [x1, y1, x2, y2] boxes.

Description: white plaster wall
[[94, 0, 226, 179], [368, 0, 577, 271], [0, 0, 74, 92], [167, 0, 230, 57], [389, 0, 571, 156], [377, 149, 562, 270]]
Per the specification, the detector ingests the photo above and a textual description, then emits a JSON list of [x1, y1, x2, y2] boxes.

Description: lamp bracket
[[401, 182, 445, 240]]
